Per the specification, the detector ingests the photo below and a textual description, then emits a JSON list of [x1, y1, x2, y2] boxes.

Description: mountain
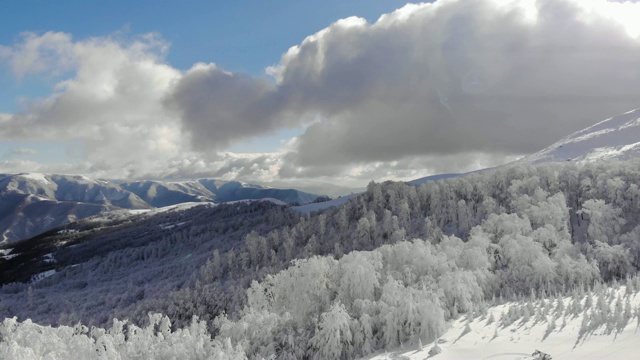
[[405, 107, 640, 185], [0, 174, 325, 243], [3, 158, 640, 358], [120, 179, 321, 207], [0, 173, 151, 243], [407, 172, 464, 186], [518, 107, 640, 164], [119, 180, 216, 207]]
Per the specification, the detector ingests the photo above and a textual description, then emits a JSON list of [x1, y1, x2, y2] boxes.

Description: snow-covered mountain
[[406, 107, 640, 185], [0, 173, 324, 243], [0, 173, 151, 243], [0, 173, 149, 208], [121, 179, 320, 207], [3, 159, 640, 359], [518, 107, 640, 165]]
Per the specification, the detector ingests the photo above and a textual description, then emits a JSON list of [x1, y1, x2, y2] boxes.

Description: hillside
[[3, 160, 640, 358], [369, 284, 640, 360], [518, 108, 640, 165]]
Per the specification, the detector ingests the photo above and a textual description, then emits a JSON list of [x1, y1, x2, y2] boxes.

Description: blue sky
[[0, 0, 409, 112], [1, 0, 639, 188], [0, 0, 410, 163]]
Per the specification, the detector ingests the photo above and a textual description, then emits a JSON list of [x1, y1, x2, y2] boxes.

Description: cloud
[[2, 0, 640, 187], [167, 63, 295, 151], [0, 32, 186, 179], [170, 0, 640, 179], [10, 147, 37, 156], [0, 31, 76, 79]]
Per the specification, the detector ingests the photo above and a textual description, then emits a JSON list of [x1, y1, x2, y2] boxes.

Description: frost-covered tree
[[310, 302, 353, 360]]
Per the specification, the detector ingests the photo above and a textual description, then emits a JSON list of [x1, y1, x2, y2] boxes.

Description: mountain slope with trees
[[3, 160, 640, 358]]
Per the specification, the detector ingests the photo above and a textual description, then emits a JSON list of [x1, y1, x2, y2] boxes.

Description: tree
[[310, 302, 353, 360], [592, 241, 632, 281], [579, 199, 626, 245], [336, 252, 381, 306]]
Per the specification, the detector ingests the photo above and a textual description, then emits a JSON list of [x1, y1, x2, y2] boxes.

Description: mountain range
[[0, 174, 323, 243], [3, 107, 640, 243]]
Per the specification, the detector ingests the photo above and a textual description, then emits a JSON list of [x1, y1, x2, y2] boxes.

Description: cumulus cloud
[[2, 0, 640, 187], [170, 0, 640, 179], [0, 31, 187, 179]]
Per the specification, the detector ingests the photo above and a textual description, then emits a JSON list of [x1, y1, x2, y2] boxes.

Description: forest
[[2, 160, 640, 359]]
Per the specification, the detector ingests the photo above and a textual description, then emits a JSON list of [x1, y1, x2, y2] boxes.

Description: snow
[[159, 221, 187, 230], [518, 107, 640, 165], [57, 229, 79, 234], [19, 173, 50, 185], [1, 248, 19, 260], [292, 194, 355, 214], [2, 254, 19, 260], [407, 173, 462, 185], [127, 202, 215, 216], [223, 198, 287, 206], [366, 287, 640, 360], [26, 194, 54, 202], [30, 269, 56, 283], [85, 202, 215, 223]]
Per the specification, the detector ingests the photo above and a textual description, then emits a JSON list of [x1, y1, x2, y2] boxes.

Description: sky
[[1, 0, 640, 190]]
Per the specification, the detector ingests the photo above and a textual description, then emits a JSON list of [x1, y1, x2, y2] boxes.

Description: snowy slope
[[407, 173, 463, 186], [518, 108, 640, 165], [121, 179, 322, 207], [292, 194, 355, 214], [367, 286, 640, 360]]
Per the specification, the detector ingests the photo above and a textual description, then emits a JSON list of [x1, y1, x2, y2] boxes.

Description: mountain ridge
[[0, 173, 324, 243], [517, 107, 640, 165]]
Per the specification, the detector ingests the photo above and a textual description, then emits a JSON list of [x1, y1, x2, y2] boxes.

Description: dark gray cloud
[[167, 64, 295, 150], [170, 0, 640, 178]]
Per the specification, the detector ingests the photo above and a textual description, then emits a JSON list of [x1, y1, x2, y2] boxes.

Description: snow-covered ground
[[29, 270, 56, 283], [223, 197, 287, 206], [18, 173, 51, 185], [367, 286, 640, 360], [293, 194, 356, 214], [0, 248, 18, 260], [126, 201, 215, 216]]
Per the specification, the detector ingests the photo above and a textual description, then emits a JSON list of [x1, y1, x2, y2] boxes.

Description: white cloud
[[2, 0, 640, 188], [0, 31, 185, 179], [0, 31, 75, 79]]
